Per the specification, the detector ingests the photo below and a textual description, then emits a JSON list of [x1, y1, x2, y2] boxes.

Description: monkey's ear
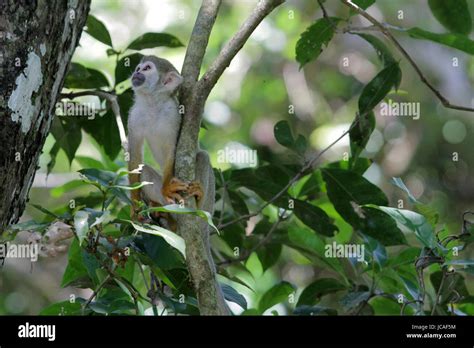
[[162, 71, 183, 92]]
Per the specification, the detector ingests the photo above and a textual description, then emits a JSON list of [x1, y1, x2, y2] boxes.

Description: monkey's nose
[[132, 72, 145, 87]]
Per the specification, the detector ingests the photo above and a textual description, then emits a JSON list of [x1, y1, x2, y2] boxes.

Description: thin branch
[[198, 0, 285, 100], [181, 0, 222, 97], [340, 0, 474, 113], [82, 274, 111, 314], [218, 122, 357, 229], [431, 267, 447, 315], [60, 90, 129, 151], [217, 210, 286, 267]]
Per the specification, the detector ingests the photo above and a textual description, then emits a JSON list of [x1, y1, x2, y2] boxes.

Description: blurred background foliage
[[1, 0, 473, 315]]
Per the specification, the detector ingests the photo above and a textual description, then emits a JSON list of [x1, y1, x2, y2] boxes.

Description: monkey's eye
[[143, 65, 151, 71]]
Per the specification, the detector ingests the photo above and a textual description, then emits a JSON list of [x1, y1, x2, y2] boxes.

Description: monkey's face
[[131, 61, 159, 92]]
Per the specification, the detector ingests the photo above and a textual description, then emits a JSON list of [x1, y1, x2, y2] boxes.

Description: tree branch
[[60, 90, 128, 152], [340, 0, 474, 113], [174, 0, 284, 315], [198, 0, 285, 101]]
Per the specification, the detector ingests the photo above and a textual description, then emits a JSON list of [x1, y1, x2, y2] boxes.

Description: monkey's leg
[[128, 132, 144, 218], [161, 161, 188, 204], [141, 165, 177, 230]]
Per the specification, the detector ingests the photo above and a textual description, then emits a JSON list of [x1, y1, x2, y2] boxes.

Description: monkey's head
[[131, 56, 183, 95]]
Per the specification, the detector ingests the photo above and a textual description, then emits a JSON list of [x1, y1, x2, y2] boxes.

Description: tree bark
[[0, 0, 91, 231], [176, 0, 284, 315]]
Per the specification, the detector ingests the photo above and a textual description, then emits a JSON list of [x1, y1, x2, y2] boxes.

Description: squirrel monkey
[[127, 56, 215, 225]]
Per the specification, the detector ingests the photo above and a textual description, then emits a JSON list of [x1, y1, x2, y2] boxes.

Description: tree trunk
[[0, 0, 91, 231]]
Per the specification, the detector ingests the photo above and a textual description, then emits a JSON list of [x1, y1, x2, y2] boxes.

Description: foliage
[[3, 2, 474, 316]]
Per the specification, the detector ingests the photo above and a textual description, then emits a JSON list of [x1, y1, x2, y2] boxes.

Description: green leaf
[[404, 27, 474, 55], [80, 109, 123, 161], [296, 17, 340, 67], [127, 33, 183, 50], [363, 234, 388, 267], [85, 15, 113, 47], [321, 167, 388, 226], [61, 239, 91, 288], [374, 206, 437, 249], [50, 180, 87, 198], [115, 53, 144, 85], [293, 199, 338, 237], [79, 168, 117, 187], [133, 233, 185, 270], [144, 204, 219, 234], [274, 120, 294, 148], [221, 283, 248, 310], [256, 242, 282, 271], [258, 281, 294, 313], [351, 0, 375, 11], [340, 291, 370, 311], [64, 62, 109, 89], [358, 62, 402, 115], [74, 211, 90, 246], [40, 299, 86, 315], [427, 0, 471, 35], [391, 177, 418, 203], [297, 278, 347, 306], [349, 111, 375, 166], [361, 206, 408, 246], [287, 224, 346, 278], [294, 135, 308, 156], [357, 33, 396, 67], [129, 221, 186, 258], [50, 117, 82, 165]]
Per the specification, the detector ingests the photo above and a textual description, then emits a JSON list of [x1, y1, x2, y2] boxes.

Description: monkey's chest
[[141, 114, 179, 169]]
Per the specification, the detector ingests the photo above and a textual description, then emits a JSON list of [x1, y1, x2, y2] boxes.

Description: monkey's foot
[[162, 177, 188, 204], [187, 181, 203, 202]]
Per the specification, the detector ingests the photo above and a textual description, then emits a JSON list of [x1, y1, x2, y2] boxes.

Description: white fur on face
[[132, 61, 159, 92]]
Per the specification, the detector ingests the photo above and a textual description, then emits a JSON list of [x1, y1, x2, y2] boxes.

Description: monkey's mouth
[[132, 73, 145, 87]]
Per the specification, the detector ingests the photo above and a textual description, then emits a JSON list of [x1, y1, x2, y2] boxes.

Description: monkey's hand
[[187, 181, 204, 203], [162, 177, 188, 204]]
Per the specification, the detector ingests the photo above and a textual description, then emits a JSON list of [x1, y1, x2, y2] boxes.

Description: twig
[[82, 274, 111, 314], [431, 267, 447, 315], [60, 90, 129, 151], [340, 0, 474, 113], [218, 210, 286, 266], [218, 122, 357, 229]]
